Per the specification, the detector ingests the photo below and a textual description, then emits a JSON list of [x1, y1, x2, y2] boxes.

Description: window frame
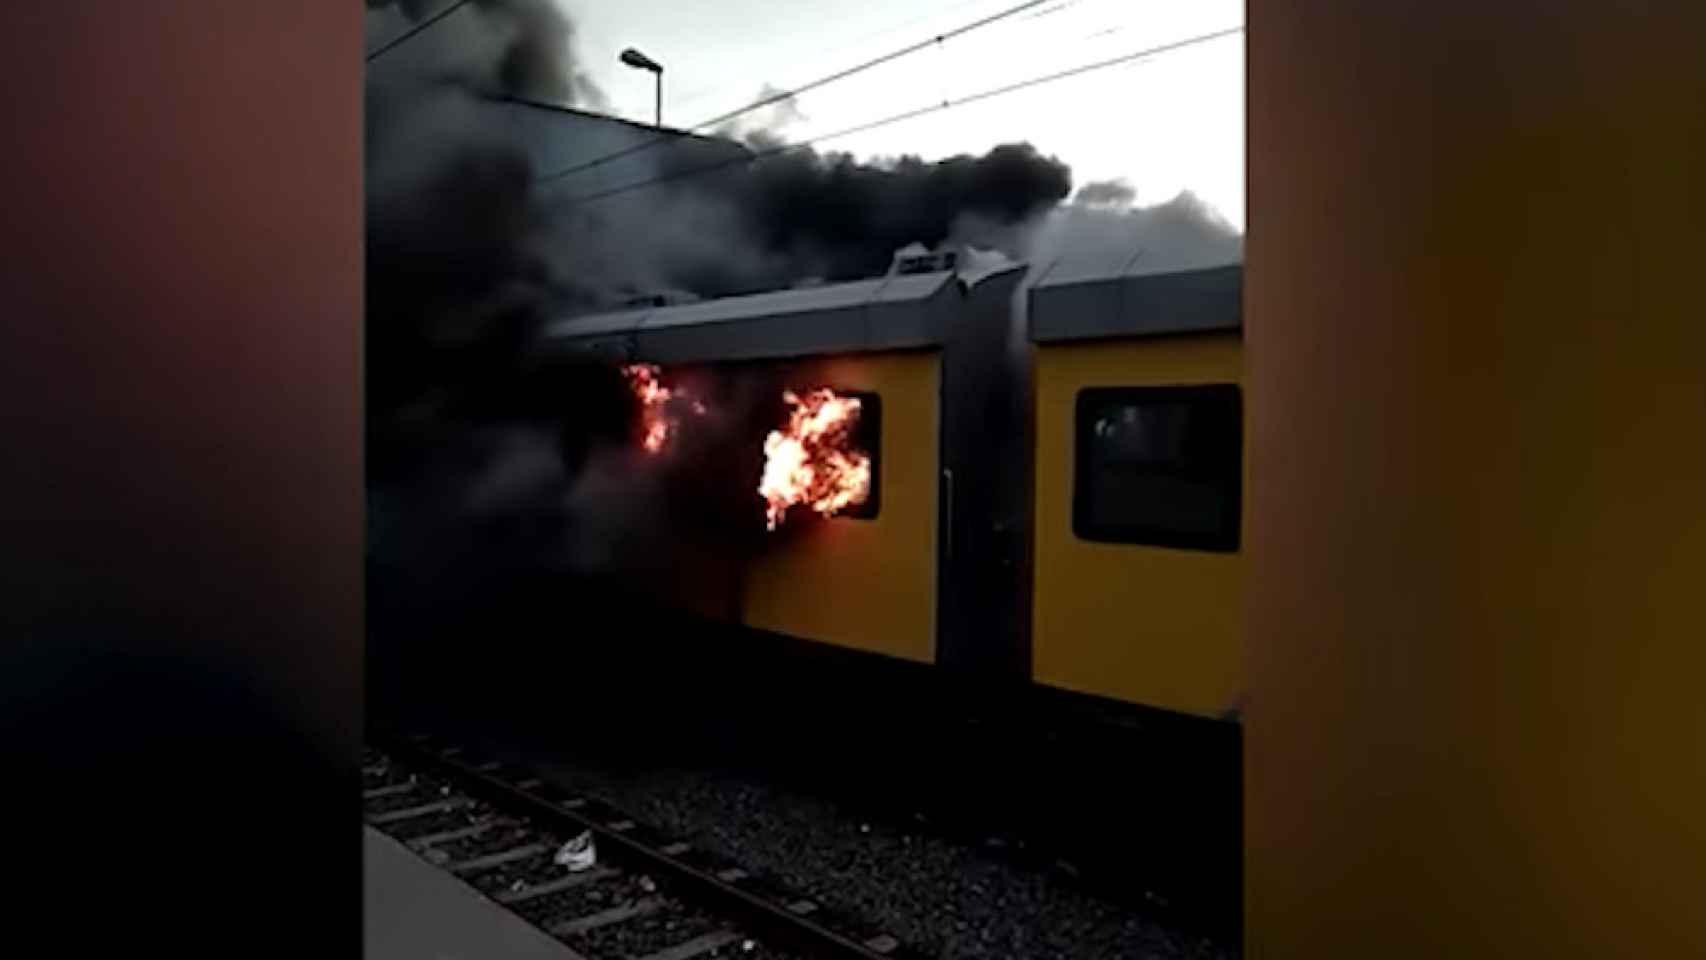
[[1071, 383, 1243, 552]]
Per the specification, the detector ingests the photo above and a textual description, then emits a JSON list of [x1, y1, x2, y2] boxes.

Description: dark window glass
[[1073, 384, 1241, 550]]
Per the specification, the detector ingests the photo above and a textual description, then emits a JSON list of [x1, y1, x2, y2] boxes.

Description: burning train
[[364, 0, 1243, 923], [537, 243, 1245, 728]]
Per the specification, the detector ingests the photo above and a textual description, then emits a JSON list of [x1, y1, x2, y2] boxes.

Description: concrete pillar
[[1246, 2, 1705, 955]]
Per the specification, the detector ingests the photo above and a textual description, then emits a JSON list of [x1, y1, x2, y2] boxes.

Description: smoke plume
[[367, 0, 607, 108], [1026, 188, 1242, 270], [655, 132, 1074, 294], [364, 3, 1243, 645], [1072, 177, 1137, 208]]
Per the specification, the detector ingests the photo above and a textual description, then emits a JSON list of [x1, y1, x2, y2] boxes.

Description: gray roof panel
[[638, 305, 870, 363], [638, 276, 898, 330], [871, 271, 956, 303], [1029, 260, 1242, 343], [538, 267, 1019, 363], [541, 306, 652, 339]]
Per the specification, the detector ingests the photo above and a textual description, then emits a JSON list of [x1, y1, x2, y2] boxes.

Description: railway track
[[365, 734, 929, 960]]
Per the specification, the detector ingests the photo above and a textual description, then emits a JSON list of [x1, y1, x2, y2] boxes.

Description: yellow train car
[[1017, 256, 1246, 935], [1026, 257, 1245, 721], [538, 250, 1029, 669], [540, 251, 1246, 720]]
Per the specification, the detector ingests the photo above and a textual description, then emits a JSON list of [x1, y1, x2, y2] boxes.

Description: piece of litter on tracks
[[638, 875, 657, 893], [554, 831, 596, 872]]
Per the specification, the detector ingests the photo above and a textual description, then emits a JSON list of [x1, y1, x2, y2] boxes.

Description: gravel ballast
[[526, 757, 1233, 960], [560, 899, 726, 958], [382, 806, 495, 842], [464, 851, 574, 895]]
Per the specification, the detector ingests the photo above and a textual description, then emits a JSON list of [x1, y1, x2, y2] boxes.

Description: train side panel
[[741, 350, 940, 664], [1031, 333, 1245, 718]]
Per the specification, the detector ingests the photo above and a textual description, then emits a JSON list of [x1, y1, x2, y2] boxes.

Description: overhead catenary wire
[[366, 0, 473, 62], [668, 0, 1016, 113], [535, 0, 1062, 185], [1021, 0, 1084, 21], [547, 25, 1245, 208]]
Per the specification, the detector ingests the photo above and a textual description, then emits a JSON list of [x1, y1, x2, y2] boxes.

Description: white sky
[[565, 0, 1245, 231]]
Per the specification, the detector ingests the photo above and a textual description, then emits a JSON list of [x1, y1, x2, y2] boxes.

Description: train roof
[[1028, 254, 1242, 344], [541, 262, 1026, 364]]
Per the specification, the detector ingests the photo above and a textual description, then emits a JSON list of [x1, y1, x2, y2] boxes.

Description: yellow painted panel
[[1032, 334, 1244, 717], [742, 351, 938, 663]]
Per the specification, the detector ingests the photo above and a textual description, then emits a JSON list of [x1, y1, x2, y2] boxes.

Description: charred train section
[[538, 249, 1031, 676]]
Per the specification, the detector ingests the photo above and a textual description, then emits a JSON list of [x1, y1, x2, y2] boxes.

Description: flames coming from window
[[758, 389, 872, 531], [618, 364, 873, 531], [621, 363, 706, 455]]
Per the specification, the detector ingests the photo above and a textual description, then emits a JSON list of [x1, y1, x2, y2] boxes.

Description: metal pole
[[655, 70, 662, 127]]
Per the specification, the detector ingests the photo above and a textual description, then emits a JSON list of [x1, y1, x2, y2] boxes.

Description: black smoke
[[649, 132, 1073, 296], [365, 0, 629, 683], [367, 0, 606, 108], [365, 0, 612, 452]]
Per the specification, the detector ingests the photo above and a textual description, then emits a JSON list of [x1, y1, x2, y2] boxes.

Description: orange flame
[[622, 363, 707, 454], [621, 363, 673, 453], [759, 388, 872, 531]]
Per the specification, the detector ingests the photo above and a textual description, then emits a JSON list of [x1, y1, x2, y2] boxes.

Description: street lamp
[[619, 47, 663, 127]]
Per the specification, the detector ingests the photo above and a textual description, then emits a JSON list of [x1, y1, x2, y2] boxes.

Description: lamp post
[[619, 47, 663, 127]]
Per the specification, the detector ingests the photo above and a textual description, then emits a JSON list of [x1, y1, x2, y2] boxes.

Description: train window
[[1073, 384, 1241, 551], [843, 391, 881, 521]]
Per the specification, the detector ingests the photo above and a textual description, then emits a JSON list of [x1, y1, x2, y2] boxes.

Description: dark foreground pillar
[[1247, 2, 1705, 955]]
